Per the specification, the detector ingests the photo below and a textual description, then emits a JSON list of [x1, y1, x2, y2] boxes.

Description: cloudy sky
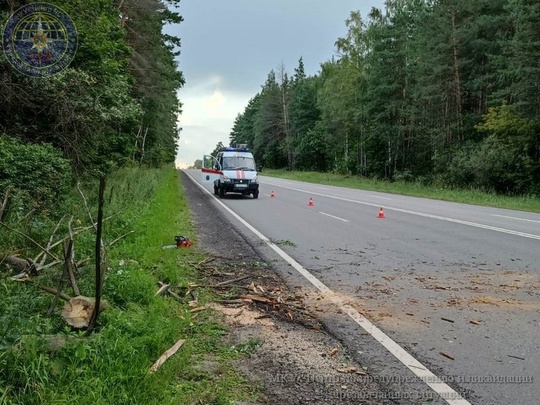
[[170, 0, 385, 169]]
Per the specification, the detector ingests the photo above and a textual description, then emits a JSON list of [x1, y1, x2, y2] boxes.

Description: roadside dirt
[[194, 257, 391, 405]]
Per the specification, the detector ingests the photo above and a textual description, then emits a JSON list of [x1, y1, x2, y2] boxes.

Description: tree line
[[1, 0, 183, 212], [229, 0, 540, 196]]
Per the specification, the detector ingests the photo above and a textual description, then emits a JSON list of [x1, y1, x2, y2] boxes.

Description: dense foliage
[[230, 0, 540, 195], [0, 137, 72, 213], [0, 0, 183, 179]]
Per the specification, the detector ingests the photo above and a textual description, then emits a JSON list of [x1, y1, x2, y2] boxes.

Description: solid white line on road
[[319, 212, 349, 222], [263, 182, 540, 241], [184, 171, 471, 405], [491, 214, 540, 224]]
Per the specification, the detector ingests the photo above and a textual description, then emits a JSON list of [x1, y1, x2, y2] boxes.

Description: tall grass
[[0, 166, 256, 405], [263, 169, 540, 213]]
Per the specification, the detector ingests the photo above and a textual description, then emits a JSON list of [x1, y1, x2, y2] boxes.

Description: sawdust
[[208, 303, 276, 328], [205, 262, 392, 405]]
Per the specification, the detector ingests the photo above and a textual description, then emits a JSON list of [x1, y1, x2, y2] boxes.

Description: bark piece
[[149, 338, 186, 373]]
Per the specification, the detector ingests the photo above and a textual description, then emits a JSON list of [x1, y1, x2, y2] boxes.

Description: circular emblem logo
[[2, 2, 78, 77]]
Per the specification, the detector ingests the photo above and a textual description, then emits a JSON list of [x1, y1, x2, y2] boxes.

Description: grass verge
[[0, 166, 258, 405], [262, 169, 540, 213]]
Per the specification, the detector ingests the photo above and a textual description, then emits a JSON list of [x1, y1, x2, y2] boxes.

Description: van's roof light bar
[[220, 146, 251, 152]]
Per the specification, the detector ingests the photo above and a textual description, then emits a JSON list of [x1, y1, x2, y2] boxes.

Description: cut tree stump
[[61, 296, 109, 329]]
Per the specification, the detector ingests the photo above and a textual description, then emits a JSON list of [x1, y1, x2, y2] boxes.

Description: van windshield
[[222, 156, 256, 170]]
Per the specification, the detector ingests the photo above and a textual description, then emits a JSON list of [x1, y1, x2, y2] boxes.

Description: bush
[[0, 136, 73, 214]]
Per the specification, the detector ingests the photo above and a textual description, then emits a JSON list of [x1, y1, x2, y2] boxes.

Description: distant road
[[184, 169, 540, 405]]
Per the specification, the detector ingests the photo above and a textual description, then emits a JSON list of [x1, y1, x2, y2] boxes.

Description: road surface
[[183, 169, 539, 405]]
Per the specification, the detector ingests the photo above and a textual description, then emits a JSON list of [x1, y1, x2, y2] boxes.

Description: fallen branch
[[0, 222, 61, 262], [3, 255, 34, 272], [189, 306, 207, 313], [190, 275, 252, 289], [214, 275, 252, 287], [77, 181, 97, 231], [10, 260, 62, 279], [149, 338, 186, 373], [64, 239, 80, 296], [188, 257, 214, 269], [167, 290, 183, 302], [155, 283, 170, 296], [238, 294, 272, 303], [215, 299, 247, 305], [39, 285, 72, 302], [34, 215, 66, 266], [198, 257, 214, 266], [108, 231, 134, 247]]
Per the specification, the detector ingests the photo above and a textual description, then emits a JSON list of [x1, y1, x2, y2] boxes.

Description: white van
[[202, 145, 260, 199]]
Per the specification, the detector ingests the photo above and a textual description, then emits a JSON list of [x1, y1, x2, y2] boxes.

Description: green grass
[[262, 169, 540, 213], [0, 166, 259, 405]]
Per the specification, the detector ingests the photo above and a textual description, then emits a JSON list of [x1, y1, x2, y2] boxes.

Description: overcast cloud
[[170, 0, 385, 168]]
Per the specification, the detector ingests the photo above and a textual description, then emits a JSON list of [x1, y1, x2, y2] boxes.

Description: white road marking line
[[369, 195, 392, 200], [319, 212, 349, 222], [491, 214, 540, 224], [263, 182, 540, 241], [185, 171, 471, 405]]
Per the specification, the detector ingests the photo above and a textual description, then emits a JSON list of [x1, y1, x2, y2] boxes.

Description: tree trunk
[[86, 176, 106, 335], [451, 10, 464, 140]]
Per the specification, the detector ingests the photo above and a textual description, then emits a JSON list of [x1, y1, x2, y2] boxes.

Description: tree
[[229, 94, 261, 149], [289, 58, 321, 170], [211, 141, 225, 157], [253, 70, 287, 168]]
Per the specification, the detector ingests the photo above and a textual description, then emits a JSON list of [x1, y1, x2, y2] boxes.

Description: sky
[[170, 0, 385, 169]]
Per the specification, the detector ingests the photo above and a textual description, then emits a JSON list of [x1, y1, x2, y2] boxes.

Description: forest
[[229, 0, 540, 196], [1, 0, 183, 215]]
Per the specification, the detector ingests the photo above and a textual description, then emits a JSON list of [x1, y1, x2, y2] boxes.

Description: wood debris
[[336, 366, 358, 374], [189, 306, 207, 313], [428, 285, 452, 290], [187, 259, 320, 328], [149, 338, 186, 373], [61, 296, 108, 329], [440, 352, 455, 360]]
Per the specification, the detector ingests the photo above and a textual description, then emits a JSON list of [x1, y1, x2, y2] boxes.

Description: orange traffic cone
[[377, 207, 385, 218], [270, 191, 275, 198], [308, 197, 315, 207]]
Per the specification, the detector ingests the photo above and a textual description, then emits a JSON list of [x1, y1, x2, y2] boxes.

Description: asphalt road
[[183, 169, 540, 405]]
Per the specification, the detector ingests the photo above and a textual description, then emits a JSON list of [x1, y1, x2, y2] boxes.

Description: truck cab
[[202, 145, 260, 199]]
